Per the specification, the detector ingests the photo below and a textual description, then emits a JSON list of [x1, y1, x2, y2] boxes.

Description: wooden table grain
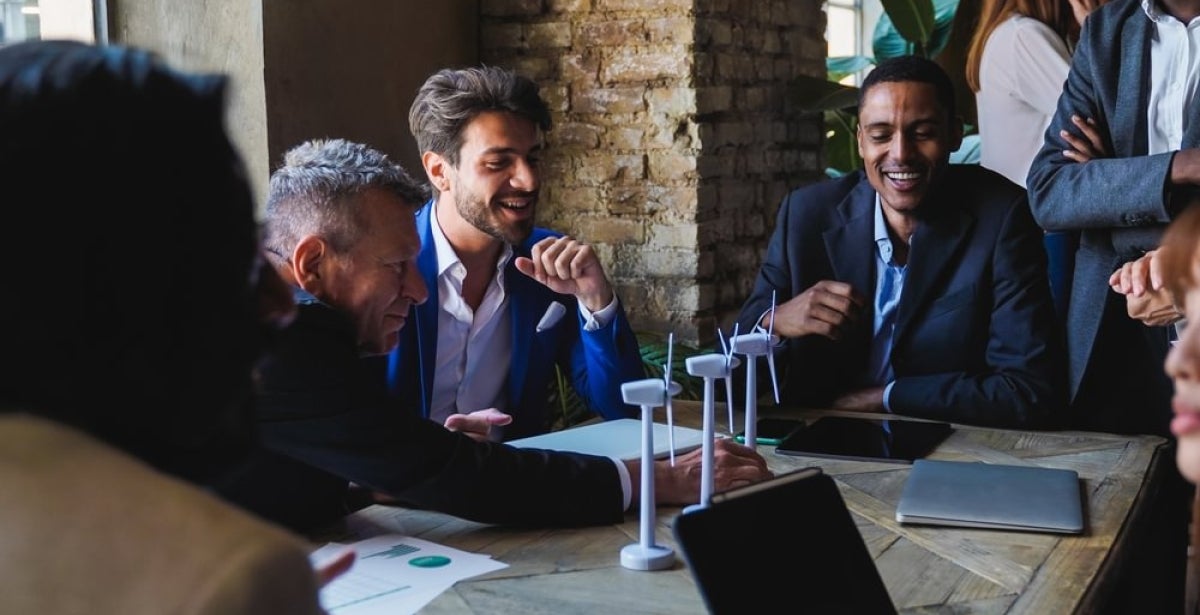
[[311, 403, 1169, 614]]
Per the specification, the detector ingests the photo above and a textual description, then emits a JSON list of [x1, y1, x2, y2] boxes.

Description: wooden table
[[311, 403, 1170, 614]]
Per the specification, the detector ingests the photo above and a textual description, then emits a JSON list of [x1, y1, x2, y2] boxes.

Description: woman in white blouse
[[967, 0, 1103, 187]]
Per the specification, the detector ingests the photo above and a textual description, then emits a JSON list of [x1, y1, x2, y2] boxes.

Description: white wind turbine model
[[731, 291, 782, 448], [618, 332, 680, 571], [682, 328, 740, 514]]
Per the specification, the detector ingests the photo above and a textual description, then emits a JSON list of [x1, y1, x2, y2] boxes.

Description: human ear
[[292, 235, 326, 293], [423, 151, 450, 193]]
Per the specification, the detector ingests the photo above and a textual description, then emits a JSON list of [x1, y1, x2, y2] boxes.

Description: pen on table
[[536, 301, 566, 333]]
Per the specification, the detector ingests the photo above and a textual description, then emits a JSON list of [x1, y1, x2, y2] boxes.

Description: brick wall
[[482, 0, 826, 346]]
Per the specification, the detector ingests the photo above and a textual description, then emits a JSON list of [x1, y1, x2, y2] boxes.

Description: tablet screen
[[774, 416, 953, 464]]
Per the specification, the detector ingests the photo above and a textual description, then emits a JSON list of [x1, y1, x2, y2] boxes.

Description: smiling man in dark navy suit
[[735, 55, 1064, 429]]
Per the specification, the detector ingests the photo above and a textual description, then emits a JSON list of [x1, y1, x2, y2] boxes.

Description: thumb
[[476, 408, 514, 426], [514, 256, 537, 279]]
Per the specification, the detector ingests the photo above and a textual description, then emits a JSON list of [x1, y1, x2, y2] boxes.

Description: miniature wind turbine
[[682, 330, 740, 514], [618, 333, 680, 571], [731, 291, 782, 448], [718, 324, 739, 433]]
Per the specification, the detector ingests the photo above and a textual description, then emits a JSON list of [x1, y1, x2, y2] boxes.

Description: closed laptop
[[896, 459, 1084, 534]]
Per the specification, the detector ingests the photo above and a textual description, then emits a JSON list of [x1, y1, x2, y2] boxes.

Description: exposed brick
[[647, 150, 697, 181], [527, 22, 572, 48], [644, 17, 694, 45], [482, 0, 547, 17], [578, 20, 647, 46], [601, 46, 691, 84], [577, 216, 645, 245], [646, 87, 695, 116], [575, 153, 644, 183], [554, 122, 602, 149], [571, 86, 646, 114], [548, 0, 592, 12], [597, 0, 692, 11], [481, 23, 525, 50]]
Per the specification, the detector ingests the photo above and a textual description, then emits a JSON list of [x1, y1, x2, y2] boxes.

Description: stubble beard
[[454, 187, 534, 246]]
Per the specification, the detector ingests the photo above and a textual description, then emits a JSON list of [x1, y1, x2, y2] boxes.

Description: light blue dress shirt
[[866, 195, 908, 410]]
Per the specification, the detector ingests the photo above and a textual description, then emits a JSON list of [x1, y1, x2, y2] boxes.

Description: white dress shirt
[[427, 210, 632, 509], [976, 14, 1072, 188], [1143, 0, 1200, 155]]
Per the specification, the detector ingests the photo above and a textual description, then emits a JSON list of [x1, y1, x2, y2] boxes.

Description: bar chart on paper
[[310, 534, 508, 614]]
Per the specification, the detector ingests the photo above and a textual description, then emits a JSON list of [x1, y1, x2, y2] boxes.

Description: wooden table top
[[312, 402, 1169, 614]]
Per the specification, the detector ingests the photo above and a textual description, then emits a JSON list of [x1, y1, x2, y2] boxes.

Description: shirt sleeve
[[579, 294, 620, 331]]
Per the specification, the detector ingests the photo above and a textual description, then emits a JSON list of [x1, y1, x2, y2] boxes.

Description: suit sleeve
[[564, 300, 645, 421], [889, 196, 1066, 428], [254, 305, 627, 528], [1025, 15, 1174, 234]]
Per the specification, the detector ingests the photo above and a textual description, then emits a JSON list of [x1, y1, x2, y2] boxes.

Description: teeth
[[886, 172, 920, 180], [499, 200, 529, 209]]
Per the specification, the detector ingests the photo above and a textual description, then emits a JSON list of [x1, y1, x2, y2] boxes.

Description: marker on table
[[536, 301, 567, 332]]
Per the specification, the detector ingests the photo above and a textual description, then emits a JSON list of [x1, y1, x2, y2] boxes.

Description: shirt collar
[[873, 193, 895, 265], [430, 201, 514, 277]]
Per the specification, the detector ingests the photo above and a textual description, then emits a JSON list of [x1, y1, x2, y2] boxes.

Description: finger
[[1149, 250, 1165, 290], [315, 549, 356, 587], [550, 238, 580, 280], [474, 408, 514, 426], [1075, 116, 1105, 153]]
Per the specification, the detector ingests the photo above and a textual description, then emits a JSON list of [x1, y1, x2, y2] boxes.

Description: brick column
[[482, 0, 825, 346]]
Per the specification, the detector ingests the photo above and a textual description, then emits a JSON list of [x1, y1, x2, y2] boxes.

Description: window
[[825, 0, 884, 85], [1, 0, 97, 46]]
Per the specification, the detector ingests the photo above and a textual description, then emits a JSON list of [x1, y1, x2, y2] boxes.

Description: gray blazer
[[1026, 0, 1199, 403]]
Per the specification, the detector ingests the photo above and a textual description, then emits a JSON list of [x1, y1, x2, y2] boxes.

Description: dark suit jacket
[[735, 166, 1064, 429], [215, 293, 625, 532], [386, 201, 644, 439], [1025, 0, 1182, 433]]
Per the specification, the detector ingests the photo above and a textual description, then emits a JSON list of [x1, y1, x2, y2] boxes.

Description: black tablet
[[774, 416, 953, 464]]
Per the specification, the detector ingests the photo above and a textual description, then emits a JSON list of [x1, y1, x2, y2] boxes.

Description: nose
[[404, 262, 429, 306], [890, 133, 913, 162], [511, 157, 539, 192]]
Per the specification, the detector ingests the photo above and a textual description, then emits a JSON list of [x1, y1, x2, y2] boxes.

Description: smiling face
[[314, 187, 428, 356], [856, 80, 962, 220], [434, 110, 541, 247]]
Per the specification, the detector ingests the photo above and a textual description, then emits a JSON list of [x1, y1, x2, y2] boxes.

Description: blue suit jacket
[[1026, 0, 1182, 432], [736, 166, 1065, 429], [387, 201, 644, 439]]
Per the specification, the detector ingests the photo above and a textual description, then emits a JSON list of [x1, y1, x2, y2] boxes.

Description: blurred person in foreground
[[0, 39, 349, 614]]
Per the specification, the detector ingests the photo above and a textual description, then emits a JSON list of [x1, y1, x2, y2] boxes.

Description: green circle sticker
[[409, 555, 451, 568]]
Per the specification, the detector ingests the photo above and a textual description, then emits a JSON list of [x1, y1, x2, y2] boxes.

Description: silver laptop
[[507, 418, 705, 461], [896, 459, 1085, 534]]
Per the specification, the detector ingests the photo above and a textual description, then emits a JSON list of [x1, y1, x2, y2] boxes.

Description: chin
[[1176, 437, 1200, 484]]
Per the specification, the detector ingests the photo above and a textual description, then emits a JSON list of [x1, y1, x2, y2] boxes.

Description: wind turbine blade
[[666, 393, 676, 466], [768, 290, 776, 338], [767, 349, 781, 405], [724, 374, 736, 433], [664, 332, 674, 394], [717, 327, 728, 356]]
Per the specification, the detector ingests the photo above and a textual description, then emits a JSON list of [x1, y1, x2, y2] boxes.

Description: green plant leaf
[[790, 75, 859, 113], [878, 0, 937, 54], [824, 109, 862, 176], [874, 0, 958, 59], [826, 55, 875, 82]]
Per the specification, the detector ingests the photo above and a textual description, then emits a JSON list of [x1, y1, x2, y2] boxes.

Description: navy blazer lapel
[[894, 204, 973, 344], [414, 202, 442, 418], [824, 178, 876, 299], [1114, 14, 1151, 155]]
